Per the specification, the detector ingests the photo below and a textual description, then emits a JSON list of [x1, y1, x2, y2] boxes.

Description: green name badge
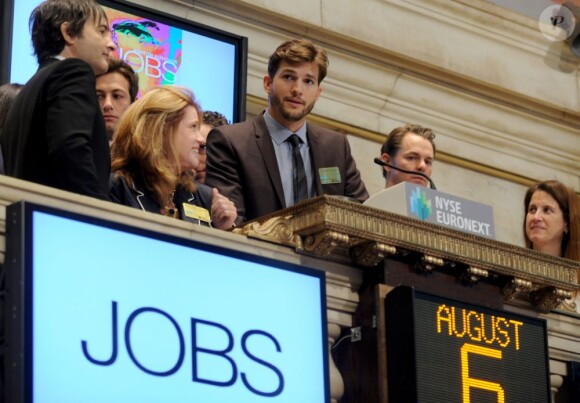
[[182, 203, 211, 223], [319, 167, 341, 185]]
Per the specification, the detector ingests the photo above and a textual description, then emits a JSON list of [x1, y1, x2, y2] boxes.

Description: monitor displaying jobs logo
[[7, 0, 246, 123], [5, 202, 328, 402]]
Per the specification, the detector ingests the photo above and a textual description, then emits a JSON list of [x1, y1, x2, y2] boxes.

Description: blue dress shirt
[[263, 111, 314, 207]]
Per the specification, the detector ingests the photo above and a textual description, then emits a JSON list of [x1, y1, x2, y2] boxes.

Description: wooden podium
[[235, 195, 579, 403]]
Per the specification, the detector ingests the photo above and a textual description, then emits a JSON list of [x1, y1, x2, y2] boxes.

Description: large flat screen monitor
[[0, 0, 247, 123], [2, 201, 329, 402]]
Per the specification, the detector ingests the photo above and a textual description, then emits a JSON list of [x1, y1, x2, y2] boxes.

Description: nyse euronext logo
[[410, 187, 432, 221]]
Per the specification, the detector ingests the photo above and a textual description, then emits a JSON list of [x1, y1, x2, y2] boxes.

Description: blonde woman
[[110, 86, 236, 229]]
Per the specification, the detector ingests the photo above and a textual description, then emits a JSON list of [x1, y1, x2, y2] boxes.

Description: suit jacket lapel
[[254, 114, 286, 208], [306, 126, 323, 196]]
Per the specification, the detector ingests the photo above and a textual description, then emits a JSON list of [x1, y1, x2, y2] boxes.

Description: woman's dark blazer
[[110, 175, 213, 226]]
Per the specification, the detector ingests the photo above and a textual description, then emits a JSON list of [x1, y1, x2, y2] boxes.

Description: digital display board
[[385, 286, 549, 403], [3, 201, 328, 402], [1, 0, 247, 123]]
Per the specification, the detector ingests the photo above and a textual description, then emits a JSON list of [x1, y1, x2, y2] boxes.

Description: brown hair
[[380, 124, 436, 178], [100, 58, 139, 102], [111, 86, 202, 207], [202, 111, 230, 128], [30, 0, 108, 63], [523, 180, 580, 261], [267, 39, 329, 84]]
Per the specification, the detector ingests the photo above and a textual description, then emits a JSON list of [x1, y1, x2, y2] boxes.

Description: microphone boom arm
[[373, 157, 437, 190]]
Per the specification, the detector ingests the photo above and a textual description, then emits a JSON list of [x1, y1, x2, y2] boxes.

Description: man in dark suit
[[206, 39, 368, 225], [2, 0, 116, 200]]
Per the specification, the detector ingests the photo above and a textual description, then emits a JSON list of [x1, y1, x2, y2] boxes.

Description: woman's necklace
[[162, 187, 178, 218]]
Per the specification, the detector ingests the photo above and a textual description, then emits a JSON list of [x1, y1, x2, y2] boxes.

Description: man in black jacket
[[2, 0, 116, 200]]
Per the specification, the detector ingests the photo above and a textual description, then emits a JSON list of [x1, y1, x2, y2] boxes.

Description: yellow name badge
[[182, 203, 211, 223], [319, 167, 341, 184]]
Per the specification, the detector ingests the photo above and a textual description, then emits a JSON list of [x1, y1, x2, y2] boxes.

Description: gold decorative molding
[[351, 241, 397, 267], [302, 230, 350, 259], [502, 278, 533, 301], [416, 255, 445, 274], [236, 196, 579, 310], [234, 213, 301, 248], [530, 287, 573, 313], [556, 293, 578, 313], [461, 266, 489, 284]]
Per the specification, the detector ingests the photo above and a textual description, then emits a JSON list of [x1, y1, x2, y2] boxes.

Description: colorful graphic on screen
[[106, 8, 183, 96]]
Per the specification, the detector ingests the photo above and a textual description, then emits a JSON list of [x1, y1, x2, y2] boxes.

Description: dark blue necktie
[[287, 134, 308, 204]]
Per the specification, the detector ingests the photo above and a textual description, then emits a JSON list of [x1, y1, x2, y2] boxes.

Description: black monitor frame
[[0, 0, 15, 84]]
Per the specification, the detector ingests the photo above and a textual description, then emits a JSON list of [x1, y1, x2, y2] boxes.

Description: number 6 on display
[[460, 343, 505, 403]]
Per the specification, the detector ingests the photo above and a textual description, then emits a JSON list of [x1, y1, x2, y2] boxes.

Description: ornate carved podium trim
[[234, 196, 579, 311]]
